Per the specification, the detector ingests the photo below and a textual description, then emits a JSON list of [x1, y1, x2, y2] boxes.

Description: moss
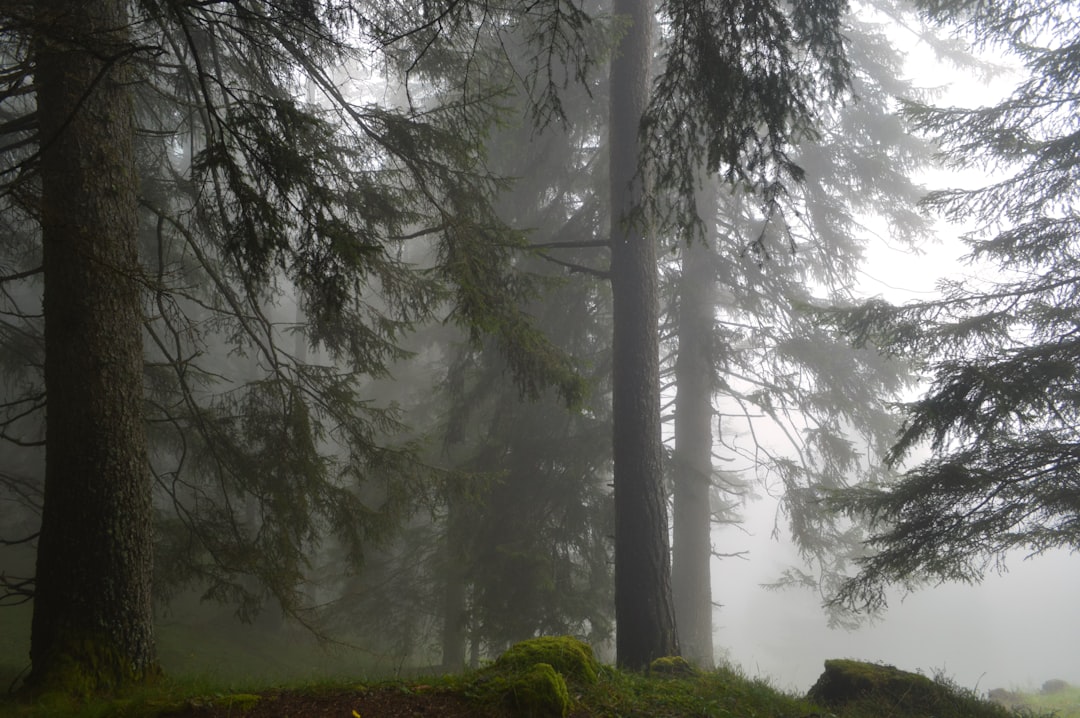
[[23, 636, 161, 698], [648, 655, 696, 678], [470, 637, 596, 717], [494, 636, 600, 685], [807, 659, 973, 715], [504, 662, 571, 718]]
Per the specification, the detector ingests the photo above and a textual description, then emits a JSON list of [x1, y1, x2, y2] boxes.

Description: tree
[[826, 0, 1080, 612], [27, 0, 157, 691], [0, 0, 593, 692], [608, 0, 679, 670], [607, 0, 851, 667], [665, 0, 941, 655], [432, 59, 615, 665], [670, 180, 723, 668]]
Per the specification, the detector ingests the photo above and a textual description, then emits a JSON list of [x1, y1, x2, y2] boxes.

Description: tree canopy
[[827, 0, 1080, 612], [0, 0, 596, 690]]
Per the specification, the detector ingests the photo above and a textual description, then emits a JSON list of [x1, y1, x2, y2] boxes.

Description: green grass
[[0, 599, 419, 700], [0, 616, 1066, 718], [583, 663, 818, 718], [1012, 685, 1080, 718], [0, 659, 1059, 718]]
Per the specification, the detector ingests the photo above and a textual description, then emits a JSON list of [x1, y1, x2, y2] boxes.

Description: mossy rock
[[494, 636, 600, 685], [1042, 678, 1070, 694], [807, 659, 953, 713], [649, 655, 696, 678], [503, 662, 571, 718]]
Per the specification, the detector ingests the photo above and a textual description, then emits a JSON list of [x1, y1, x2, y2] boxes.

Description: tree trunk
[[671, 183, 720, 668], [29, 0, 157, 693], [609, 0, 679, 669], [440, 498, 468, 673]]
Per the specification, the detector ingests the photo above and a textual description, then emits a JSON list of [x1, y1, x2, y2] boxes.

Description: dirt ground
[[160, 684, 594, 718], [161, 685, 493, 718]]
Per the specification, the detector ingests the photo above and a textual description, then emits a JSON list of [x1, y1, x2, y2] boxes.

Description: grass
[[1012, 685, 1080, 718], [0, 610, 1069, 718], [0, 653, 1062, 718]]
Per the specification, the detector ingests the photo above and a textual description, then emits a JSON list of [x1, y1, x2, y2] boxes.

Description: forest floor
[[4, 666, 1075, 718], [157, 684, 515, 718]]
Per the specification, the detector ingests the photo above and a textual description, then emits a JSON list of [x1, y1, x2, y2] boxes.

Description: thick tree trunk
[[671, 189, 719, 668], [609, 0, 679, 670], [29, 0, 157, 693]]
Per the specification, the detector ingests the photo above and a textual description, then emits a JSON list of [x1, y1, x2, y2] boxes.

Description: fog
[[707, 198, 1080, 695], [712, 500, 1080, 693]]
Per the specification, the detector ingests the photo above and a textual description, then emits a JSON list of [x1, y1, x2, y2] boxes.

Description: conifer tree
[[607, 0, 851, 668], [0, 0, 593, 691], [827, 0, 1080, 611], [666, 3, 937, 659]]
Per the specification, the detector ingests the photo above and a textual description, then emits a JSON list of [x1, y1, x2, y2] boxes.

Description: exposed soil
[[161, 685, 495, 718]]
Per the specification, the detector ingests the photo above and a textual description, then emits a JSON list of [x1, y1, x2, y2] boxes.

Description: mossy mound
[[467, 637, 597, 717], [494, 636, 600, 686], [807, 659, 1009, 717], [649, 655, 696, 678], [503, 662, 570, 718]]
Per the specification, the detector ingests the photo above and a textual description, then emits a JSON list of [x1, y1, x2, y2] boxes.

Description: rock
[[988, 687, 1022, 706], [1042, 679, 1070, 695], [806, 659, 947, 713]]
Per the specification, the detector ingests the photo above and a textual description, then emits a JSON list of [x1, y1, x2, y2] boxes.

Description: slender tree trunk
[[29, 0, 157, 692], [671, 182, 720, 668], [440, 498, 468, 672], [609, 0, 679, 669]]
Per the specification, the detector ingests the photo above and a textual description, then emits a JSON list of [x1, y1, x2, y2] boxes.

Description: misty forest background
[[1, 0, 1078, 696]]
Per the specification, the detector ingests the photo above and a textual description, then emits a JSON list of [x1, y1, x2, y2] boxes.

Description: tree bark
[[29, 0, 157, 692], [440, 497, 468, 673], [609, 0, 679, 669], [671, 184, 719, 668]]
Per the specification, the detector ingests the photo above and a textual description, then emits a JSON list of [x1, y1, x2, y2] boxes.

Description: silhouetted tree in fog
[[608, 0, 851, 667], [665, 1, 944, 659], [828, 0, 1080, 613], [608, 0, 679, 669]]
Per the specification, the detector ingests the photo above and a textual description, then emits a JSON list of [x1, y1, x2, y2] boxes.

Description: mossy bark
[[28, 0, 157, 694]]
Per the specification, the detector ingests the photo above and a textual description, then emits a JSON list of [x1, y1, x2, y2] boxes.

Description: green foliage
[[644, 0, 851, 236], [825, 0, 1080, 612], [657, 3, 936, 629], [0, 0, 598, 633]]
